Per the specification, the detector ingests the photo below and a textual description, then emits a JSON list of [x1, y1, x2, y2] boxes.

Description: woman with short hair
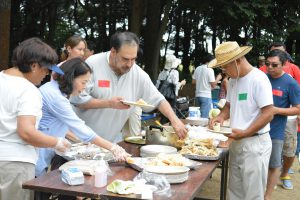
[[0, 37, 71, 200]]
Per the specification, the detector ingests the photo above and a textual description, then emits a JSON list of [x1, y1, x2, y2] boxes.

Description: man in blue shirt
[[265, 49, 300, 200]]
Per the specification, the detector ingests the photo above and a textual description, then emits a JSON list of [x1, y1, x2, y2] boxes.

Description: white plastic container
[[188, 107, 200, 119], [94, 160, 107, 187]]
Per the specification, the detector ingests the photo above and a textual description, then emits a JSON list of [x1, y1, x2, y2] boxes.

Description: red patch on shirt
[[98, 80, 110, 88], [272, 89, 283, 97]]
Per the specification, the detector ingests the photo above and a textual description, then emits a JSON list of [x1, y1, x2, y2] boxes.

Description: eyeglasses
[[265, 62, 280, 68]]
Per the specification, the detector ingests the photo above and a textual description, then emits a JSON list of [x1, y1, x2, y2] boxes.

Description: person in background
[[0, 38, 70, 200], [259, 42, 300, 85], [209, 41, 273, 200], [156, 54, 186, 123], [70, 31, 187, 143], [260, 42, 300, 189], [35, 58, 130, 200], [263, 50, 300, 199], [83, 48, 94, 60], [218, 72, 229, 99], [59, 35, 87, 66], [192, 54, 222, 118], [297, 116, 300, 159], [258, 55, 266, 68]]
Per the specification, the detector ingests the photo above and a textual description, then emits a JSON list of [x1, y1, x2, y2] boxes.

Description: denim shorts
[[269, 139, 284, 168]]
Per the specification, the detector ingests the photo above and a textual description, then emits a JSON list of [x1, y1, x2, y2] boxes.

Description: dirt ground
[[196, 159, 300, 200]]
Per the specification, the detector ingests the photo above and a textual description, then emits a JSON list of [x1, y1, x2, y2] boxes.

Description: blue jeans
[[196, 97, 212, 118]]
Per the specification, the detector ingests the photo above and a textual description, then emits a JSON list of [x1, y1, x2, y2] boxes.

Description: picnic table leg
[[220, 152, 229, 200]]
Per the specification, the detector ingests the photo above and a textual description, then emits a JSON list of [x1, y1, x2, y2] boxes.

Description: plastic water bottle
[[94, 158, 107, 187]]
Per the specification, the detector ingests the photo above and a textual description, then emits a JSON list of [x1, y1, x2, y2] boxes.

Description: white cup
[[189, 107, 200, 119]]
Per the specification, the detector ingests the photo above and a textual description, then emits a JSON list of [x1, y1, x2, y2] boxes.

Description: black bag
[[158, 70, 176, 100], [176, 97, 189, 111]]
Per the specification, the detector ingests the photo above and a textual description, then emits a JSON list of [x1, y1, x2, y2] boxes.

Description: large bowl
[[144, 166, 190, 184], [185, 117, 208, 126], [146, 125, 184, 148], [140, 145, 177, 157]]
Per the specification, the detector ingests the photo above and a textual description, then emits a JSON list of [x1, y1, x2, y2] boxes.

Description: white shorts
[[0, 161, 35, 200], [228, 133, 272, 200], [283, 118, 297, 157]]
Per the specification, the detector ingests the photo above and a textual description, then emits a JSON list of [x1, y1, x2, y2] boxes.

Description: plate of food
[[181, 148, 223, 161], [58, 143, 115, 162], [143, 165, 190, 184], [207, 123, 232, 135], [121, 99, 155, 109], [126, 153, 201, 171], [179, 139, 222, 161]]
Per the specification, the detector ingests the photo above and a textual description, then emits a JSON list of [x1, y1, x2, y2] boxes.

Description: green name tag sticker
[[238, 93, 247, 101]]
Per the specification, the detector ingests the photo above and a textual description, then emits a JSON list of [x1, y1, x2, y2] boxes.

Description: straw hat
[[164, 54, 181, 70], [208, 41, 252, 68]]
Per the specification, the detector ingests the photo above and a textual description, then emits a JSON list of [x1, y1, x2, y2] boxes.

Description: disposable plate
[[121, 100, 155, 109]]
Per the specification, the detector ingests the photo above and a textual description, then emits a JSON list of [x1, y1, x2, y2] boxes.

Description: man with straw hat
[[208, 41, 274, 199]]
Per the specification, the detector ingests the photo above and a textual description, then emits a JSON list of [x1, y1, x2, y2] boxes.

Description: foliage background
[[1, 0, 300, 81]]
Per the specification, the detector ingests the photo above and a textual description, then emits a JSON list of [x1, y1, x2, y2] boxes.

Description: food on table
[[217, 98, 226, 109], [107, 179, 135, 194], [126, 157, 135, 164], [132, 153, 192, 167], [213, 122, 221, 131], [179, 138, 218, 157]]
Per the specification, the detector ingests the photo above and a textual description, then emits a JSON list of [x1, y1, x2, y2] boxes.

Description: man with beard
[[70, 31, 187, 143]]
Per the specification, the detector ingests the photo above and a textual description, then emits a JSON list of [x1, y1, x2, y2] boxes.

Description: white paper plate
[[185, 117, 208, 126], [121, 100, 155, 109], [144, 166, 190, 184], [144, 166, 190, 175], [126, 157, 201, 171], [207, 126, 232, 135], [140, 145, 177, 157]]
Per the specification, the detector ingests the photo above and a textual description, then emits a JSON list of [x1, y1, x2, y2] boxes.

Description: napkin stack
[[61, 167, 84, 185]]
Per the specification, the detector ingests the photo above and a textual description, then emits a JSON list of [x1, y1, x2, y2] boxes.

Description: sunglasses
[[265, 62, 281, 68]]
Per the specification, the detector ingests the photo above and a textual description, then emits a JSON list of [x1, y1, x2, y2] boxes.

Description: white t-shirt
[[70, 52, 165, 143], [192, 64, 215, 98], [226, 68, 273, 134], [0, 71, 42, 164]]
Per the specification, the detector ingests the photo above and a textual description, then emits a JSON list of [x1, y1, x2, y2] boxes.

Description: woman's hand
[[54, 137, 71, 153], [110, 144, 131, 162]]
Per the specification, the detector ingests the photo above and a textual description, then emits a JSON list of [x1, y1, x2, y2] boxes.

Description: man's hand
[[226, 128, 246, 140], [208, 115, 225, 130], [171, 119, 188, 139], [110, 97, 130, 109]]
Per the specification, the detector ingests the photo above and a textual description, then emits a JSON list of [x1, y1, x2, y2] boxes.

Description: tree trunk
[[174, 6, 181, 56], [0, 0, 11, 69], [129, 0, 144, 36], [181, 10, 192, 81], [144, 0, 171, 80]]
